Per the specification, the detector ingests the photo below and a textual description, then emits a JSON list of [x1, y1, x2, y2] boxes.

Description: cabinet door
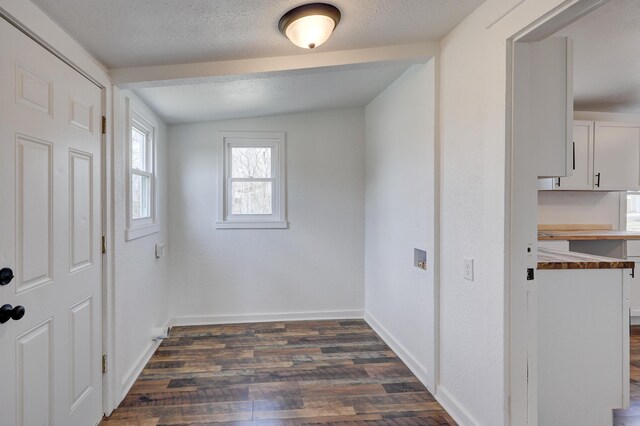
[[625, 258, 640, 318], [526, 37, 573, 178], [554, 121, 593, 190], [594, 122, 640, 191]]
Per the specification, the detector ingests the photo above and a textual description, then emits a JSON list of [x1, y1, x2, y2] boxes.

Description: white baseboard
[[119, 318, 173, 402], [171, 310, 364, 327], [364, 311, 477, 426], [631, 311, 640, 325], [364, 311, 433, 391], [436, 385, 480, 426]]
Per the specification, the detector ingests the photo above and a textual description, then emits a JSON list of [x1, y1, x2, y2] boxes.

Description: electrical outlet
[[463, 258, 474, 281]]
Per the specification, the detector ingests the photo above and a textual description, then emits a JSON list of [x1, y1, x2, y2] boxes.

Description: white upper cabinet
[[540, 120, 640, 191], [552, 120, 593, 190], [528, 37, 574, 178], [594, 122, 640, 191]]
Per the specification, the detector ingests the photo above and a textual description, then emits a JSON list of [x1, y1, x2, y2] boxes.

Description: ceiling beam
[[110, 42, 438, 89]]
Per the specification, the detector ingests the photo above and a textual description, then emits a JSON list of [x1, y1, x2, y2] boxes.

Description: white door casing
[[0, 17, 103, 426]]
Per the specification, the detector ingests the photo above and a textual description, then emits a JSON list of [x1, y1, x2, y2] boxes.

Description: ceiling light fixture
[[278, 3, 341, 50]]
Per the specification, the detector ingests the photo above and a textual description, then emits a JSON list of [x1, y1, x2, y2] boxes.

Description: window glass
[[231, 181, 273, 215], [131, 127, 147, 171], [627, 193, 640, 231], [131, 173, 151, 219], [231, 147, 272, 178]]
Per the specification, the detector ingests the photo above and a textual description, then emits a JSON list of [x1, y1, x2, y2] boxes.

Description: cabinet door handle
[[556, 177, 561, 187], [572, 141, 576, 170], [595, 172, 601, 188]]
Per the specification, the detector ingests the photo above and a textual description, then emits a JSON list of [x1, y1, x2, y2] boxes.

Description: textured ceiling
[[557, 0, 640, 113], [134, 63, 411, 124], [30, 0, 483, 69]]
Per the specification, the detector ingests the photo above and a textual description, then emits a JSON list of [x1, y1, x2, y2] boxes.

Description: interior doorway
[[506, 0, 615, 424]]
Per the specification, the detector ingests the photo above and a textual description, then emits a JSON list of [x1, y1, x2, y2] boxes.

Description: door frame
[[505, 0, 610, 424], [0, 7, 117, 416]]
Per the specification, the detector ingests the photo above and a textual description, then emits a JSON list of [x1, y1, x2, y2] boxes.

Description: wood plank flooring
[[102, 320, 456, 425], [615, 325, 640, 425]]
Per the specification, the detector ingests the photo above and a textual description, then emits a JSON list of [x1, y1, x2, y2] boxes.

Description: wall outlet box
[[463, 258, 474, 281], [414, 248, 427, 270]]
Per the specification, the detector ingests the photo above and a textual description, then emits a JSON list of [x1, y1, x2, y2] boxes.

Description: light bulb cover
[[279, 3, 341, 49]]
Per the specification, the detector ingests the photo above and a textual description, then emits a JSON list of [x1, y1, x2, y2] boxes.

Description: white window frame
[[216, 131, 287, 229], [125, 109, 159, 240]]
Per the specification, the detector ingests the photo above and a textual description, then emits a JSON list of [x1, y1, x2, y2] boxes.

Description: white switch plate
[[463, 258, 474, 281]]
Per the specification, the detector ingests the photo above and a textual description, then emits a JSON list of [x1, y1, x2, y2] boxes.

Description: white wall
[[438, 1, 574, 424], [167, 108, 365, 323], [363, 63, 437, 390], [538, 191, 622, 227], [113, 89, 170, 400]]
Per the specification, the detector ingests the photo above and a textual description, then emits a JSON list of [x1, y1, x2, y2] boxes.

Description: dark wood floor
[[615, 326, 640, 425], [102, 320, 456, 425]]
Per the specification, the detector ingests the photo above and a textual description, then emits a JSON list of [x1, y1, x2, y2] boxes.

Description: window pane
[[231, 147, 272, 178], [132, 174, 151, 219], [231, 181, 272, 215], [131, 127, 147, 171], [628, 193, 640, 231]]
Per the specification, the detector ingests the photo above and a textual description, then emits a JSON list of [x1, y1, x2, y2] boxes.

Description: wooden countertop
[[537, 224, 640, 241], [537, 248, 635, 270], [538, 230, 640, 240]]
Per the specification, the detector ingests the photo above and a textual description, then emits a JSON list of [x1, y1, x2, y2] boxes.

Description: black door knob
[[0, 268, 14, 286], [11, 305, 25, 321], [0, 304, 25, 324]]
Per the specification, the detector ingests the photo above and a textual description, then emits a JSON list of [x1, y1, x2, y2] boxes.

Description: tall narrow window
[[626, 192, 640, 231], [126, 109, 159, 240], [217, 132, 287, 229]]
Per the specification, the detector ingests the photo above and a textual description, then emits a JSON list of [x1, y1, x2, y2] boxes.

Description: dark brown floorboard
[[102, 320, 456, 425], [614, 325, 640, 425]]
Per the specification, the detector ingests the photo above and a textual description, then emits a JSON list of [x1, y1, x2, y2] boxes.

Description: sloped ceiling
[[557, 0, 640, 113]]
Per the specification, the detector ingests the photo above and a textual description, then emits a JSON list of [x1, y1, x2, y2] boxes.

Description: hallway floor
[[615, 326, 640, 425], [102, 320, 455, 425]]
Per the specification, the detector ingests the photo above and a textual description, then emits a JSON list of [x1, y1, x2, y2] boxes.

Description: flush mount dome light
[[278, 3, 341, 49]]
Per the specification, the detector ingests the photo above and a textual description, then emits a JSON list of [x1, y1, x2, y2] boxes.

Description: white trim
[[124, 223, 160, 240], [118, 317, 174, 402], [215, 221, 288, 229], [506, 2, 610, 424], [125, 100, 159, 240], [364, 311, 432, 391], [435, 386, 480, 426], [217, 131, 287, 229], [171, 310, 364, 326], [119, 339, 161, 401]]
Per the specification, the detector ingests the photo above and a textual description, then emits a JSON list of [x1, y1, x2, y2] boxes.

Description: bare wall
[[438, 0, 574, 424], [113, 89, 171, 400], [364, 62, 437, 390], [167, 108, 366, 322]]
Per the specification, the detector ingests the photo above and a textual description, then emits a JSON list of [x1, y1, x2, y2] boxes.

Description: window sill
[[215, 221, 288, 230], [125, 223, 160, 241]]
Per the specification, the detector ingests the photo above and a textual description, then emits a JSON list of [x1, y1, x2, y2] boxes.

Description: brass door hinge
[[102, 354, 107, 374], [101, 116, 106, 134], [102, 235, 106, 254]]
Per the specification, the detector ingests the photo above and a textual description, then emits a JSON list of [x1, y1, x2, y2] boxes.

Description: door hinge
[[101, 116, 106, 135], [101, 235, 106, 254], [102, 354, 107, 374]]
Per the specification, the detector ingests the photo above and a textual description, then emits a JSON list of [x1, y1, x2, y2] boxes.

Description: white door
[[594, 121, 640, 191], [0, 18, 103, 426]]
